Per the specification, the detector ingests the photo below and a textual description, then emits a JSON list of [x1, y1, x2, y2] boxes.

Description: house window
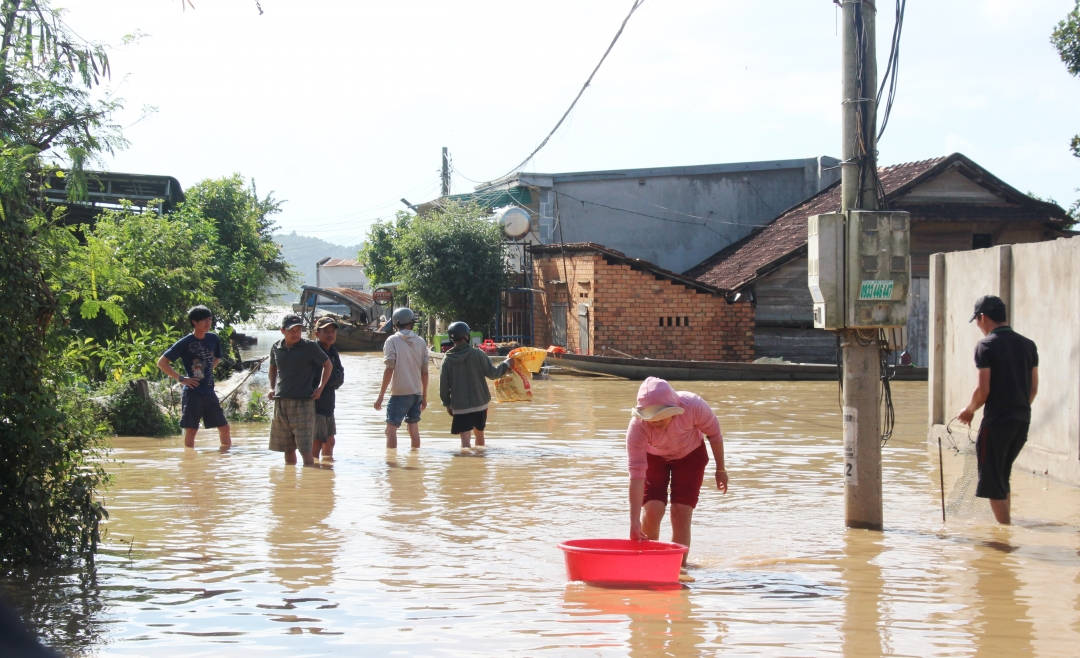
[[972, 233, 993, 250]]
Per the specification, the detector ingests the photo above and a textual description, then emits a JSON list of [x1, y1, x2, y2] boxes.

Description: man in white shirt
[[374, 307, 430, 450]]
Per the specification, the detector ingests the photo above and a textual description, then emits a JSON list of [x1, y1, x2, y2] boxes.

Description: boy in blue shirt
[[157, 305, 232, 450]]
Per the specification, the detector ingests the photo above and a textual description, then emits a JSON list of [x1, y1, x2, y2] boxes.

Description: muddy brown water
[[4, 352, 1080, 656]]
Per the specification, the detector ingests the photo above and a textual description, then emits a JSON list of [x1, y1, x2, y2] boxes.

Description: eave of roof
[[685, 153, 1071, 291], [529, 242, 730, 295]]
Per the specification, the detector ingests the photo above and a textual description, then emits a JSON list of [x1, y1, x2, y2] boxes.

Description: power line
[[489, 0, 647, 184], [876, 0, 906, 141]]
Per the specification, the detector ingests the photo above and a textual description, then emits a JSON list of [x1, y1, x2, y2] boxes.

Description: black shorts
[[180, 391, 229, 430], [975, 419, 1029, 500], [450, 409, 487, 434]]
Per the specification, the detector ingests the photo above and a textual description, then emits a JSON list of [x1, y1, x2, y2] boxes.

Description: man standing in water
[[157, 305, 232, 451], [374, 308, 429, 450], [627, 377, 727, 580], [439, 321, 517, 449], [958, 295, 1038, 525], [268, 314, 333, 467], [312, 317, 344, 460]]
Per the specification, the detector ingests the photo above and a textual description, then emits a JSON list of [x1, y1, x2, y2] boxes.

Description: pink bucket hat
[[631, 377, 685, 421]]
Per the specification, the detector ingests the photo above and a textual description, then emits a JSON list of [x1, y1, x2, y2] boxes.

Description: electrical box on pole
[[846, 210, 910, 328], [807, 210, 910, 330], [808, 213, 845, 330]]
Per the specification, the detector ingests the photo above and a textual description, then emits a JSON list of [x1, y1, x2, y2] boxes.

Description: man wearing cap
[[268, 314, 334, 467], [312, 317, 345, 460], [957, 295, 1039, 525], [627, 377, 727, 574], [374, 308, 429, 450]]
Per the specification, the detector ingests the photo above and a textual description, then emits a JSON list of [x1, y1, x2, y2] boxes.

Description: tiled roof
[[529, 242, 730, 295], [684, 154, 1068, 290]]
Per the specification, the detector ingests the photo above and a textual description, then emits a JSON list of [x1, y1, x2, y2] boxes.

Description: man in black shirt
[[958, 295, 1039, 524]]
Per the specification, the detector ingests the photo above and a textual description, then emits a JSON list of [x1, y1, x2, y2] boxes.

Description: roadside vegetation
[[360, 200, 509, 334], [1052, 0, 1080, 221], [0, 0, 292, 566]]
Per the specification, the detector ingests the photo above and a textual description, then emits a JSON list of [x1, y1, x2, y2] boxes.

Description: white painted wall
[[317, 262, 370, 292], [928, 237, 1080, 487]]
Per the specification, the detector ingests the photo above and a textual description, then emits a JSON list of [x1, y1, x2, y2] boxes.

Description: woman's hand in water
[[715, 469, 729, 493], [629, 519, 648, 541]]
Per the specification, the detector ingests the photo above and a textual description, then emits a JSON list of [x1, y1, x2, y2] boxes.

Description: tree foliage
[[0, 0, 119, 565], [361, 202, 509, 331], [1052, 1, 1080, 219], [181, 175, 295, 326]]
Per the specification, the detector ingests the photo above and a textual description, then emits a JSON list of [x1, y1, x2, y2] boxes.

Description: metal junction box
[[807, 213, 845, 330], [846, 210, 910, 328]]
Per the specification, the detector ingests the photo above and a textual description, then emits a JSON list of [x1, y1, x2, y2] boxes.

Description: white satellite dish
[[496, 206, 531, 240]]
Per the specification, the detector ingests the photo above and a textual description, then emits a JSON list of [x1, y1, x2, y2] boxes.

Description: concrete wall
[[529, 157, 838, 274], [316, 263, 370, 292], [533, 252, 755, 361], [927, 237, 1080, 487]]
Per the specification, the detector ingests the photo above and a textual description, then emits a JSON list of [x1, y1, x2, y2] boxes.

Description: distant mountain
[[271, 232, 364, 303]]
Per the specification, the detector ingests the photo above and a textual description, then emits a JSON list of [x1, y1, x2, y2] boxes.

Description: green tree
[[1051, 1, 1080, 218], [181, 175, 295, 326], [0, 0, 116, 564], [363, 201, 508, 331], [359, 212, 410, 288]]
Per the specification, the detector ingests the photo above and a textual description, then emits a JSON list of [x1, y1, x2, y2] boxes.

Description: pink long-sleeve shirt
[[626, 388, 722, 480]]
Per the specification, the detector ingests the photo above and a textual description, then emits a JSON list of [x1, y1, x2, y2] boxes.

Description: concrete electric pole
[[840, 0, 883, 531], [441, 147, 450, 197]]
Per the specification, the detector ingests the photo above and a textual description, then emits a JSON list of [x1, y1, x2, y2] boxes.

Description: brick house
[[530, 243, 754, 361]]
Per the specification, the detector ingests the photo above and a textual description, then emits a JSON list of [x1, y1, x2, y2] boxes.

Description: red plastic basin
[[557, 538, 688, 584]]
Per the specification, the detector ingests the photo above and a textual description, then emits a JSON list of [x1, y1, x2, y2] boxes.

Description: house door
[[577, 303, 590, 355], [552, 304, 567, 346]]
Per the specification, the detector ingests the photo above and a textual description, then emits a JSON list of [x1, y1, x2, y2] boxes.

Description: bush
[[101, 380, 177, 437]]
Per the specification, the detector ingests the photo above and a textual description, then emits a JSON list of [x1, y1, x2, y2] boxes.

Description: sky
[[56, 0, 1080, 246]]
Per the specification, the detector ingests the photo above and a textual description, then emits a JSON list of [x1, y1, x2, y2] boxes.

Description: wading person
[[374, 308, 429, 450], [627, 377, 727, 579], [312, 317, 345, 460], [268, 314, 333, 467], [957, 295, 1038, 525], [439, 321, 518, 449], [157, 305, 232, 451]]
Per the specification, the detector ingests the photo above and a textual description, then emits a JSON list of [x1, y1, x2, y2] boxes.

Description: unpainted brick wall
[[533, 252, 754, 360]]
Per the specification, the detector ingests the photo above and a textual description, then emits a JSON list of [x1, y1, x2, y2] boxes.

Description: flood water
[[4, 350, 1080, 656]]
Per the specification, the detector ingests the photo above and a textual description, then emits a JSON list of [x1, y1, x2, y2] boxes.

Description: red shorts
[[643, 442, 709, 508]]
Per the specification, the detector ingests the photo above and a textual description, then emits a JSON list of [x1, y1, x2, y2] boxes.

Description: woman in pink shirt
[[627, 377, 728, 569]]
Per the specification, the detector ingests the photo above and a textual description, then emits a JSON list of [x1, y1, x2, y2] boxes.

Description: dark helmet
[[447, 321, 471, 342]]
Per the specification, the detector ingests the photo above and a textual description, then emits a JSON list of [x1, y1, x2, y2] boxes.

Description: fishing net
[[943, 419, 995, 521]]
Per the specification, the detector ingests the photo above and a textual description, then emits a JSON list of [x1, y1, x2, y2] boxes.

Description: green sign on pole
[[858, 280, 894, 300]]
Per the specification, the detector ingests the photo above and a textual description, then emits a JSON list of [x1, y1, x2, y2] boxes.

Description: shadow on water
[[0, 564, 106, 657]]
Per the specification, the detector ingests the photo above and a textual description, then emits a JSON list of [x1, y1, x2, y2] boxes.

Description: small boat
[[296, 285, 391, 352], [548, 352, 927, 382]]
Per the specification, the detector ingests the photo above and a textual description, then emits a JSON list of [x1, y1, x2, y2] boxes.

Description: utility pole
[[840, 0, 882, 530], [441, 147, 450, 197]]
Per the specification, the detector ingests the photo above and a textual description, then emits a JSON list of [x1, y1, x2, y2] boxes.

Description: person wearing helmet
[[439, 321, 519, 449], [375, 307, 430, 449]]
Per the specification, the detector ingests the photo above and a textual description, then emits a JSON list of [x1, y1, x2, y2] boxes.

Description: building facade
[[423, 156, 840, 275], [531, 243, 754, 361], [686, 154, 1073, 365]]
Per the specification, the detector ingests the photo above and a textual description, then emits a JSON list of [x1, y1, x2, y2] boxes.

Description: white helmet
[[391, 307, 415, 327]]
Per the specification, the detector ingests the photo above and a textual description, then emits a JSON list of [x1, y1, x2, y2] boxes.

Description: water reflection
[[0, 566, 105, 656], [563, 584, 717, 657], [266, 467, 337, 590], [840, 530, 883, 657], [971, 532, 1033, 656]]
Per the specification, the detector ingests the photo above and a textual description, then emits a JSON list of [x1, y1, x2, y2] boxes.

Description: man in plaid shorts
[[268, 314, 333, 466]]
